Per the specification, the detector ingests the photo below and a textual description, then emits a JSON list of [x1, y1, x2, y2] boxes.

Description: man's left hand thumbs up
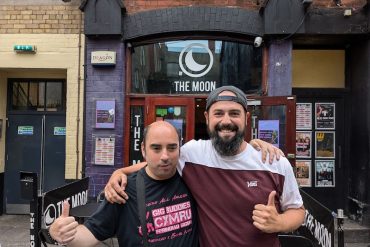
[[252, 191, 281, 233]]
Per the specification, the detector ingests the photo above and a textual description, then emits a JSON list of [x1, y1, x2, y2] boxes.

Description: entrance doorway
[[294, 89, 348, 210], [4, 78, 66, 214], [126, 96, 297, 166], [5, 115, 66, 213]]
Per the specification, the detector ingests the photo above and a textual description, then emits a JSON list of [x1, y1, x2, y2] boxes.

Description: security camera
[[254, 37, 263, 47]]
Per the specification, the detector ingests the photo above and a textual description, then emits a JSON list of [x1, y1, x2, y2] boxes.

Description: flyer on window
[[315, 160, 335, 187], [315, 103, 335, 129], [315, 131, 335, 158], [296, 160, 311, 187], [258, 120, 279, 148], [296, 103, 312, 130], [96, 100, 115, 129], [94, 137, 115, 165], [296, 131, 312, 158]]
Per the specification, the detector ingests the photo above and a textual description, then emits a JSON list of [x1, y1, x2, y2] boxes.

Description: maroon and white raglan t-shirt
[[177, 140, 303, 247]]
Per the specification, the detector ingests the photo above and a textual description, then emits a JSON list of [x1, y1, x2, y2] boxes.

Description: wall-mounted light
[[254, 37, 263, 47]]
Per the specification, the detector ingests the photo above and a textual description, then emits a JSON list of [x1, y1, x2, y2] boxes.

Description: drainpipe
[[75, 5, 83, 179]]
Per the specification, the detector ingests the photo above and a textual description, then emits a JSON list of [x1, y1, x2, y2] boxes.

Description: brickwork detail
[[124, 6, 263, 40], [124, 0, 367, 14], [0, 5, 83, 34], [84, 38, 125, 197]]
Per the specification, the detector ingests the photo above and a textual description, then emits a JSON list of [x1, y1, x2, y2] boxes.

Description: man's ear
[[141, 142, 146, 159], [204, 111, 209, 125]]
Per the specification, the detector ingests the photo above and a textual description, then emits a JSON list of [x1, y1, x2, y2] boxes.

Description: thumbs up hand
[[252, 191, 282, 233], [49, 201, 79, 245]]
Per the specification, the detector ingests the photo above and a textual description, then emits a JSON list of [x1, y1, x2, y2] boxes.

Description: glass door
[[146, 98, 195, 145], [246, 96, 297, 164]]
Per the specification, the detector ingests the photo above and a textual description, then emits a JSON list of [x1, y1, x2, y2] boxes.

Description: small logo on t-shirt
[[246, 181, 258, 187]]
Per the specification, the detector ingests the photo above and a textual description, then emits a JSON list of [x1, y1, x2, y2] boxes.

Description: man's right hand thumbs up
[[49, 201, 79, 245]]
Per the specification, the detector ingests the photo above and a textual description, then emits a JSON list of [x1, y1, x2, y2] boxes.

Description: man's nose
[[221, 113, 232, 124], [160, 149, 169, 160]]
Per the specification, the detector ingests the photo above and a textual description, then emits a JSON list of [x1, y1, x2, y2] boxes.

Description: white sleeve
[[279, 158, 304, 211], [177, 140, 196, 176]]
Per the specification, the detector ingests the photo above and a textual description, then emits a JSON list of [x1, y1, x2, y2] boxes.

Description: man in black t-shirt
[[49, 121, 199, 246]]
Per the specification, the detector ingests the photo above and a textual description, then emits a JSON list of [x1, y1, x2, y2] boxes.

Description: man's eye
[[168, 147, 177, 151]]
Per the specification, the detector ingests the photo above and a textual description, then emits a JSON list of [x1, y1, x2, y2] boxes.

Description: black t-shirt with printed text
[[84, 168, 199, 247]]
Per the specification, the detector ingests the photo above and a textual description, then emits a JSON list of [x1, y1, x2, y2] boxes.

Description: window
[[131, 40, 263, 94], [9, 79, 65, 112]]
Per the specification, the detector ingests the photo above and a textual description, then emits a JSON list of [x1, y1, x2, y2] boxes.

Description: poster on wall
[[96, 100, 115, 129], [94, 137, 115, 165], [315, 103, 335, 129], [296, 103, 312, 130], [315, 131, 335, 158], [315, 160, 335, 187], [296, 160, 312, 187], [258, 120, 279, 148], [296, 131, 312, 158]]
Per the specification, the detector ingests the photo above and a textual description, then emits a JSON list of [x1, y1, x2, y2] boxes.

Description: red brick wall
[[124, 0, 368, 14]]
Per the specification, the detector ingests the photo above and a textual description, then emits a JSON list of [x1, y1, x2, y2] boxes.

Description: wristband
[[39, 228, 59, 245]]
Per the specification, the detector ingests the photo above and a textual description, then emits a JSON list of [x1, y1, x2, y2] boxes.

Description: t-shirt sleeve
[[280, 159, 304, 211], [178, 140, 196, 176], [84, 200, 120, 241]]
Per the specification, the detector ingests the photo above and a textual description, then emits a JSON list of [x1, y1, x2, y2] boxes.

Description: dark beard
[[208, 123, 245, 156]]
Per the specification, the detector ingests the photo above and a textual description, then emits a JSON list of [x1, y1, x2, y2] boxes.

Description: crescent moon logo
[[44, 204, 57, 226], [179, 43, 214, 78]]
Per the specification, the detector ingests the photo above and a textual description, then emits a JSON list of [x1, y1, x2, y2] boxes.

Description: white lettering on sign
[[174, 81, 216, 93], [30, 213, 35, 229], [71, 190, 88, 208], [303, 209, 332, 247], [43, 190, 88, 227], [133, 115, 141, 151]]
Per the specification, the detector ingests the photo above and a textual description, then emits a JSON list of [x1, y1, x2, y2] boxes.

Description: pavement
[[0, 214, 118, 247], [0, 213, 369, 247]]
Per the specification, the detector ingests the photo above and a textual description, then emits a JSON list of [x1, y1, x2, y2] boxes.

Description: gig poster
[[296, 103, 312, 130], [315, 160, 335, 187], [94, 137, 115, 165], [296, 131, 312, 158], [315, 103, 335, 130], [315, 131, 335, 158], [96, 100, 115, 129], [258, 120, 279, 148], [296, 160, 312, 187]]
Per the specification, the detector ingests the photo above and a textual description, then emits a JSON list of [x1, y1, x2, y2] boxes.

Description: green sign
[[14, 45, 36, 52], [18, 126, 34, 135], [54, 127, 66, 136]]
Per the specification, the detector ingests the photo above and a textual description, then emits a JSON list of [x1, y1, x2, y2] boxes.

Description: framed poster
[[315, 160, 335, 187], [296, 131, 312, 158], [94, 136, 115, 165], [258, 120, 279, 148], [96, 100, 115, 129], [315, 131, 335, 158], [296, 103, 312, 130], [296, 160, 312, 187], [315, 103, 335, 129]]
